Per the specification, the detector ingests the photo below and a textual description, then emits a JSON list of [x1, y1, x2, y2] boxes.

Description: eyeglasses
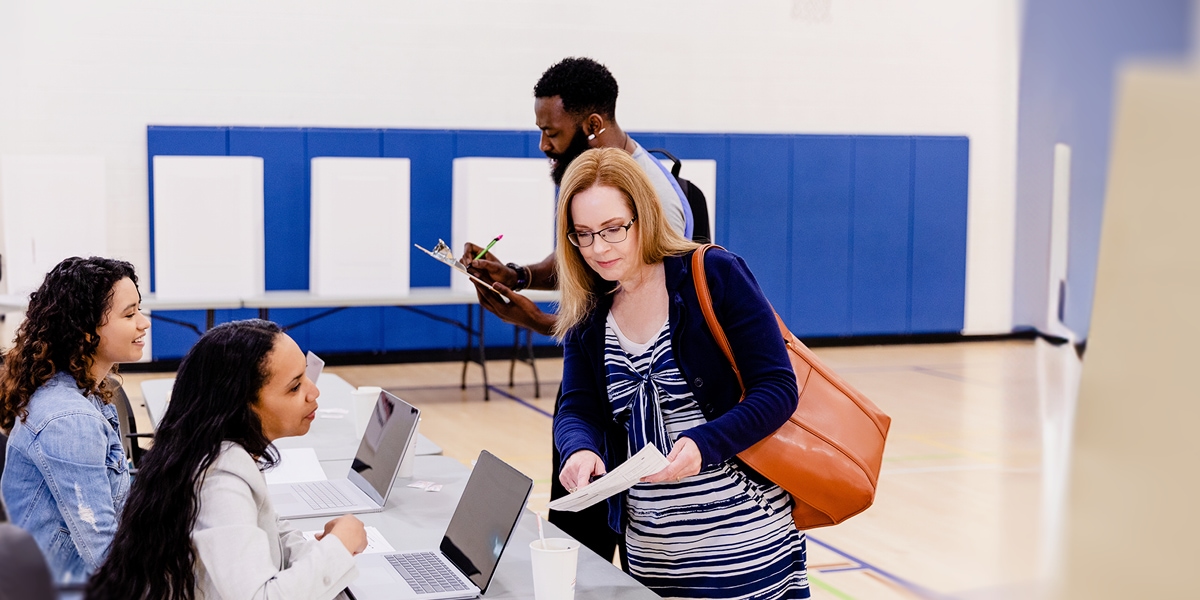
[[567, 217, 637, 248]]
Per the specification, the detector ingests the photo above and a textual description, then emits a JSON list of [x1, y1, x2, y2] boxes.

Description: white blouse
[[192, 441, 358, 599]]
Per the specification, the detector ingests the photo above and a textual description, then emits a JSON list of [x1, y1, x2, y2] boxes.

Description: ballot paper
[[263, 448, 327, 485], [302, 526, 396, 554], [546, 445, 670, 512], [305, 351, 324, 384]]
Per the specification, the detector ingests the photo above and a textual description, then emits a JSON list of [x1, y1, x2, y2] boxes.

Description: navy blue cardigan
[[554, 247, 797, 532]]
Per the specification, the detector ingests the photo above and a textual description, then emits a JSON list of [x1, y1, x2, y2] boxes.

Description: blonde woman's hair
[[553, 148, 696, 339]]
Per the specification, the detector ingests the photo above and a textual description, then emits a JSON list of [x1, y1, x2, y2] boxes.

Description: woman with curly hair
[[0, 256, 149, 583], [87, 319, 365, 600]]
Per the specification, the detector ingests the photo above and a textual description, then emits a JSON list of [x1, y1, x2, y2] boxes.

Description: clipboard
[[414, 240, 507, 299]]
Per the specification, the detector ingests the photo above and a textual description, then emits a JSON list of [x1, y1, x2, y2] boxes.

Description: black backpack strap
[[645, 148, 682, 178], [646, 148, 711, 243]]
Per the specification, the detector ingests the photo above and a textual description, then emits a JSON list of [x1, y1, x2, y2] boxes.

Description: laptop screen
[[348, 390, 420, 505], [440, 450, 533, 593]]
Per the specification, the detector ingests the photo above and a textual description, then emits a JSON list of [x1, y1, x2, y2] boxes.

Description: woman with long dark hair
[[87, 319, 365, 599], [0, 256, 149, 583]]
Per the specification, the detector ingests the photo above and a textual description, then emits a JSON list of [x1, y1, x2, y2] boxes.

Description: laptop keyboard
[[293, 481, 356, 510], [386, 552, 470, 595]]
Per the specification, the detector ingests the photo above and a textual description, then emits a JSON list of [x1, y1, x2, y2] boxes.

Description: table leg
[[460, 305, 490, 400], [509, 327, 541, 398]]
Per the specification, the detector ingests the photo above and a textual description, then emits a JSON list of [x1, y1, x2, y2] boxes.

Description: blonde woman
[[553, 148, 810, 599]]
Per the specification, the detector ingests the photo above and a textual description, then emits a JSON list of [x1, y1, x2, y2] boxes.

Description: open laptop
[[269, 389, 419, 519], [348, 450, 534, 600]]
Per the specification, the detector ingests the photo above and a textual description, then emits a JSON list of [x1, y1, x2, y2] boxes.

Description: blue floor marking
[[487, 385, 554, 418], [808, 535, 949, 599]]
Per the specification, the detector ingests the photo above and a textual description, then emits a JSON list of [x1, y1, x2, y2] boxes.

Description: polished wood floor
[[120, 339, 1071, 600]]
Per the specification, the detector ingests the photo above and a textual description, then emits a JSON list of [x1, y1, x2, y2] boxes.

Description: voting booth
[[0, 155, 107, 297], [152, 156, 264, 300], [451, 158, 556, 295], [310, 157, 411, 297]]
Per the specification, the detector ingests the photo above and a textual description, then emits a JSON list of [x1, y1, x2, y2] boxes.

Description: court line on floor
[[807, 536, 948, 600], [818, 565, 868, 574], [807, 574, 857, 600], [381, 381, 556, 394], [487, 385, 554, 418], [909, 366, 1002, 389]]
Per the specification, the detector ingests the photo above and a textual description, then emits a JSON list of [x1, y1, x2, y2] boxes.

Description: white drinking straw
[[537, 514, 547, 550]]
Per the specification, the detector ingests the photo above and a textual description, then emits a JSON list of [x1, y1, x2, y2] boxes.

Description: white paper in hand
[[546, 445, 670, 512], [303, 526, 396, 554]]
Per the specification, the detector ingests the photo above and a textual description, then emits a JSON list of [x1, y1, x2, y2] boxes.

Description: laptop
[[348, 450, 534, 600], [269, 389, 419, 519]]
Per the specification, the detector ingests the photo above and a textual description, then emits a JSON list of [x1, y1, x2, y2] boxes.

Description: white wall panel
[[152, 156, 263, 299], [310, 157, 410, 296], [451, 158, 555, 295], [0, 155, 108, 296]]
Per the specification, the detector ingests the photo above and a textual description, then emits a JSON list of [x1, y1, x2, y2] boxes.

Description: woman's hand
[[641, 437, 702, 484], [316, 514, 368, 556], [560, 450, 606, 493]]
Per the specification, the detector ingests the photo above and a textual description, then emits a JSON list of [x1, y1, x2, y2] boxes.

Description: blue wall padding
[[228, 128, 308, 291], [726, 135, 795, 318], [382, 130, 455, 287], [912, 137, 970, 333], [851, 137, 912, 335], [146, 126, 969, 359], [792, 136, 854, 337]]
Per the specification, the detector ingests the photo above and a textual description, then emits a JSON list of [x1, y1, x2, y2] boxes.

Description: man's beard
[[546, 125, 592, 186]]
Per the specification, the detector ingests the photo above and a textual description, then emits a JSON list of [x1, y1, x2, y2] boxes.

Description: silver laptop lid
[[439, 450, 533, 594], [347, 390, 420, 506]]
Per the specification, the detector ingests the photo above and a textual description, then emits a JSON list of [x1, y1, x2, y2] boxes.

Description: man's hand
[[641, 437, 702, 484], [461, 242, 519, 288], [472, 281, 557, 336]]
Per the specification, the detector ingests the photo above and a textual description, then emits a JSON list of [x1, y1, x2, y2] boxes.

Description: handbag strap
[[691, 244, 746, 394]]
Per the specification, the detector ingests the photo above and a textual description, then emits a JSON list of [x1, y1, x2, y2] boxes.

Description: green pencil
[[474, 234, 503, 260]]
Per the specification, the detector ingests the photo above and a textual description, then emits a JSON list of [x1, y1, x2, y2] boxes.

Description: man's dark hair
[[534, 57, 619, 119]]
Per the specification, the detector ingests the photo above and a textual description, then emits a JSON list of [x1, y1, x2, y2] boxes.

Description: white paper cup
[[529, 538, 579, 600], [350, 386, 383, 439], [396, 419, 419, 478]]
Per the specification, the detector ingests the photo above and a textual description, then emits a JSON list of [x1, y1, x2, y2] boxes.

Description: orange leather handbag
[[692, 245, 891, 530]]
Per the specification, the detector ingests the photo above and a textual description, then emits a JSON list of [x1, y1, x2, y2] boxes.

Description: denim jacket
[[1, 371, 130, 583]]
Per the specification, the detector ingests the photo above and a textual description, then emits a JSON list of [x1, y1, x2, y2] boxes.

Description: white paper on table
[[302, 526, 396, 554], [546, 445, 670, 512], [263, 448, 327, 485], [306, 351, 325, 384]]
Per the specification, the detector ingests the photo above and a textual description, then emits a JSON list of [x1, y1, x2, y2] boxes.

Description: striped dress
[[605, 314, 810, 600]]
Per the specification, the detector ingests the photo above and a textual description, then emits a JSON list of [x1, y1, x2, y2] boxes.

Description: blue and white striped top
[[605, 315, 810, 600]]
